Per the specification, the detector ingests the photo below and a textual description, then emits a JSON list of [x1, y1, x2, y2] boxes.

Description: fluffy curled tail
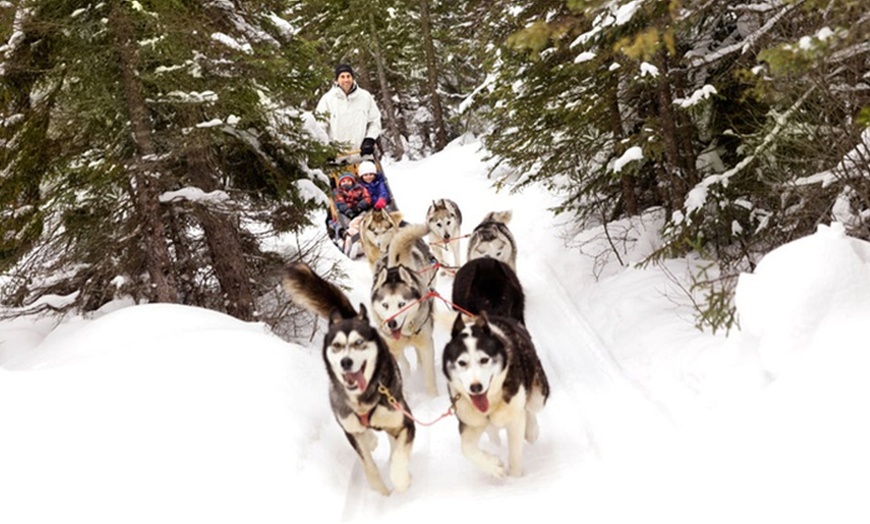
[[282, 262, 357, 319], [388, 222, 430, 267], [481, 210, 512, 225]]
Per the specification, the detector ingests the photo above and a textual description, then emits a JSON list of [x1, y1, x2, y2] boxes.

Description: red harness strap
[[357, 405, 377, 427]]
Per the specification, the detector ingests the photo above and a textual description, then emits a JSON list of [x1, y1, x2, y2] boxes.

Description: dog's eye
[[353, 338, 364, 347], [381, 302, 388, 309], [398, 301, 406, 308], [457, 360, 468, 368], [480, 357, 490, 365]]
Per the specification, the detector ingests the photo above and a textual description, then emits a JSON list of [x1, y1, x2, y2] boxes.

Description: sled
[[324, 150, 399, 257]]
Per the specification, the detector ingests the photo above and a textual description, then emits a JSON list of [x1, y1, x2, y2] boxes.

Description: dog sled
[[324, 150, 398, 258]]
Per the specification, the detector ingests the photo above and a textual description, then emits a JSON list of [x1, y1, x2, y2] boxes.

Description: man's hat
[[334, 63, 354, 79]]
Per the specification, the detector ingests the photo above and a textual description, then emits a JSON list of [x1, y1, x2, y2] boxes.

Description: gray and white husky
[[371, 223, 439, 396], [359, 209, 404, 271], [426, 198, 463, 268], [282, 262, 415, 495], [467, 210, 517, 271], [442, 311, 549, 478]]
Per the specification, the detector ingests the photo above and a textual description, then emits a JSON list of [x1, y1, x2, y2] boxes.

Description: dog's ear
[[474, 311, 491, 334], [357, 303, 369, 322], [451, 313, 465, 336], [328, 308, 344, 326]]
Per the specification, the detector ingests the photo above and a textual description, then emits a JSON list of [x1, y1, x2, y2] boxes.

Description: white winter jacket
[[315, 83, 382, 151]]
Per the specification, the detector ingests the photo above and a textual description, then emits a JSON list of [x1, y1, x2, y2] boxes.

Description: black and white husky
[[467, 210, 517, 271], [426, 198, 463, 268], [371, 223, 439, 396], [282, 262, 415, 495], [442, 312, 549, 478]]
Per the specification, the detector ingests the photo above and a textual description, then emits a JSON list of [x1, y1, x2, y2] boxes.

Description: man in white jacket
[[316, 64, 382, 156]]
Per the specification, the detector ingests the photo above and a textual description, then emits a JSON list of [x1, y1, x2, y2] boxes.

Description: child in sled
[[333, 172, 372, 255], [357, 160, 390, 210]]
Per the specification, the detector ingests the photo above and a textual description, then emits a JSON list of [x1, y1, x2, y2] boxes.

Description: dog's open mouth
[[470, 393, 489, 413], [389, 329, 402, 340], [343, 363, 367, 391]]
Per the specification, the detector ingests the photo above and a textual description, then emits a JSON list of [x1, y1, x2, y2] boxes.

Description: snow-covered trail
[[334, 140, 679, 522]]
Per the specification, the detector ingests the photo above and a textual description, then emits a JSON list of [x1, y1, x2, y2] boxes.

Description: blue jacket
[[360, 173, 390, 205]]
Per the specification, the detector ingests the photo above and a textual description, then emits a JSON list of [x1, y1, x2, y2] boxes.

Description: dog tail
[[482, 210, 512, 224], [282, 262, 357, 319], [388, 222, 429, 267]]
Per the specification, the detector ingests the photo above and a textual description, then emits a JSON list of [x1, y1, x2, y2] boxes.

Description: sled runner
[[324, 150, 398, 258]]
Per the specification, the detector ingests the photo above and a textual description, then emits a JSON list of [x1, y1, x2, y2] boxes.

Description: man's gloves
[[374, 197, 387, 210], [360, 137, 376, 156]]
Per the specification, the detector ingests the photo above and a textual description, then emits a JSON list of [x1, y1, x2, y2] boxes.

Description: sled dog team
[[282, 200, 550, 496]]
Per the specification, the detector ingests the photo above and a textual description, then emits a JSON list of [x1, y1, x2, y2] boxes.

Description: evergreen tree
[[0, 0, 327, 321], [468, 0, 870, 331]]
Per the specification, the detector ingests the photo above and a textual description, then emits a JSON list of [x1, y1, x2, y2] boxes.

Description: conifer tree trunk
[[109, 4, 178, 303], [654, 51, 690, 213], [607, 73, 637, 216], [419, 0, 448, 151], [366, 10, 405, 159], [184, 127, 255, 321]]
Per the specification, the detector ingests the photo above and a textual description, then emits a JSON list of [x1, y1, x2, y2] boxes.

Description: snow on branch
[[674, 85, 718, 108], [159, 187, 231, 206], [684, 85, 816, 217], [613, 146, 644, 173], [689, 0, 805, 68], [793, 128, 870, 188]]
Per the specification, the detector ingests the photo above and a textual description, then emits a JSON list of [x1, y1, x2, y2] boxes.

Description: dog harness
[[356, 405, 377, 427]]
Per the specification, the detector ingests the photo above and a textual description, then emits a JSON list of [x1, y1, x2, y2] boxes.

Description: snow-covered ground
[[2, 136, 868, 523]]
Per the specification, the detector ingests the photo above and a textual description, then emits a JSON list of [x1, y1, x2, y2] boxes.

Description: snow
[[158, 187, 231, 206], [613, 145, 643, 173], [210, 32, 253, 54], [162, 90, 219, 104], [2, 137, 869, 523], [574, 51, 596, 63], [674, 84, 718, 108], [639, 61, 659, 77]]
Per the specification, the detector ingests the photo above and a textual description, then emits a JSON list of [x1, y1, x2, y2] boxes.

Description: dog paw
[[392, 471, 411, 493], [479, 455, 506, 479]]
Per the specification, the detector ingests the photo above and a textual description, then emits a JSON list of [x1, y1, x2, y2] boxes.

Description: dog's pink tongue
[[390, 330, 402, 340], [470, 394, 489, 413], [346, 371, 367, 391]]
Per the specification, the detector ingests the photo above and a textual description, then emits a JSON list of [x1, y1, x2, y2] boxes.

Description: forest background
[[1, 0, 868, 333]]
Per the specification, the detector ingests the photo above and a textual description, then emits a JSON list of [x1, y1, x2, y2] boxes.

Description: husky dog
[[282, 262, 415, 495], [467, 210, 517, 271], [452, 257, 525, 325], [371, 223, 439, 396], [442, 312, 549, 478], [426, 199, 463, 268], [360, 209, 405, 270]]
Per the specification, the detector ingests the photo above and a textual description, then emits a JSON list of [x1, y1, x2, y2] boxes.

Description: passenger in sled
[[332, 171, 373, 256]]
